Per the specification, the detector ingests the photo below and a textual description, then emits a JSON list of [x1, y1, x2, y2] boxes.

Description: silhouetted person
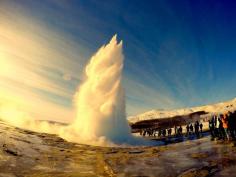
[[168, 128, 172, 136], [190, 124, 194, 134], [228, 112, 235, 139], [186, 124, 190, 136], [214, 115, 217, 127], [174, 126, 177, 136], [222, 114, 229, 140], [214, 115, 220, 137], [218, 116, 224, 139], [162, 129, 166, 137], [232, 111, 236, 140], [178, 126, 183, 136], [209, 119, 215, 139], [194, 121, 200, 137], [200, 123, 203, 133]]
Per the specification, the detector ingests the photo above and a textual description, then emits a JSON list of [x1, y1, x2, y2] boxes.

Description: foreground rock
[[0, 121, 236, 176]]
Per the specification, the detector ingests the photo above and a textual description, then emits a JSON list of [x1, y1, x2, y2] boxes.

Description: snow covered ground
[[128, 97, 236, 124]]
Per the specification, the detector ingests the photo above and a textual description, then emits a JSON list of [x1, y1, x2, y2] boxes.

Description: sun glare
[[0, 51, 10, 76]]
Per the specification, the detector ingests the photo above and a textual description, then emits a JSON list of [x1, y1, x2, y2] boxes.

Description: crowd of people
[[185, 121, 203, 137], [209, 111, 236, 141], [140, 110, 236, 141], [140, 121, 204, 138]]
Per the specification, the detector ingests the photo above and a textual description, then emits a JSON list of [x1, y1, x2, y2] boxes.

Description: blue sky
[[0, 0, 236, 122]]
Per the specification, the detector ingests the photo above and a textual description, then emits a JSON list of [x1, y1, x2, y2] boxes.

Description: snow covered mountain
[[128, 97, 236, 124]]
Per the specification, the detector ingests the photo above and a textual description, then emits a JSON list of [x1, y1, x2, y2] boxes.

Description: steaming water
[[61, 35, 137, 146], [0, 35, 153, 146]]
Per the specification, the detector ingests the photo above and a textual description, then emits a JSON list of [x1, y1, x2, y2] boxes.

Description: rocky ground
[[0, 121, 236, 177]]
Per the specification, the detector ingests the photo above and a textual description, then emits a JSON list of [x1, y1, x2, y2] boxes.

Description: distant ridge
[[128, 97, 236, 124]]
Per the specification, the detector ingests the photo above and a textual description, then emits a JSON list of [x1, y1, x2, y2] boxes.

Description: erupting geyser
[[0, 35, 150, 146], [64, 35, 135, 145]]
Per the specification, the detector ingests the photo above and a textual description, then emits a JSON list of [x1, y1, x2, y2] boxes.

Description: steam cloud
[[0, 35, 149, 146], [60, 35, 136, 146]]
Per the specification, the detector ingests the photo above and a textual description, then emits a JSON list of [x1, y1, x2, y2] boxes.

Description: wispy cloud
[[0, 4, 89, 122]]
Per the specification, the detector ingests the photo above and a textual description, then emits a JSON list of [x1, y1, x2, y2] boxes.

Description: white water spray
[[61, 35, 135, 145], [0, 35, 153, 146]]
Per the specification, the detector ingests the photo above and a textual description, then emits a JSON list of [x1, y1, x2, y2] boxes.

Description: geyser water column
[[71, 35, 133, 145]]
